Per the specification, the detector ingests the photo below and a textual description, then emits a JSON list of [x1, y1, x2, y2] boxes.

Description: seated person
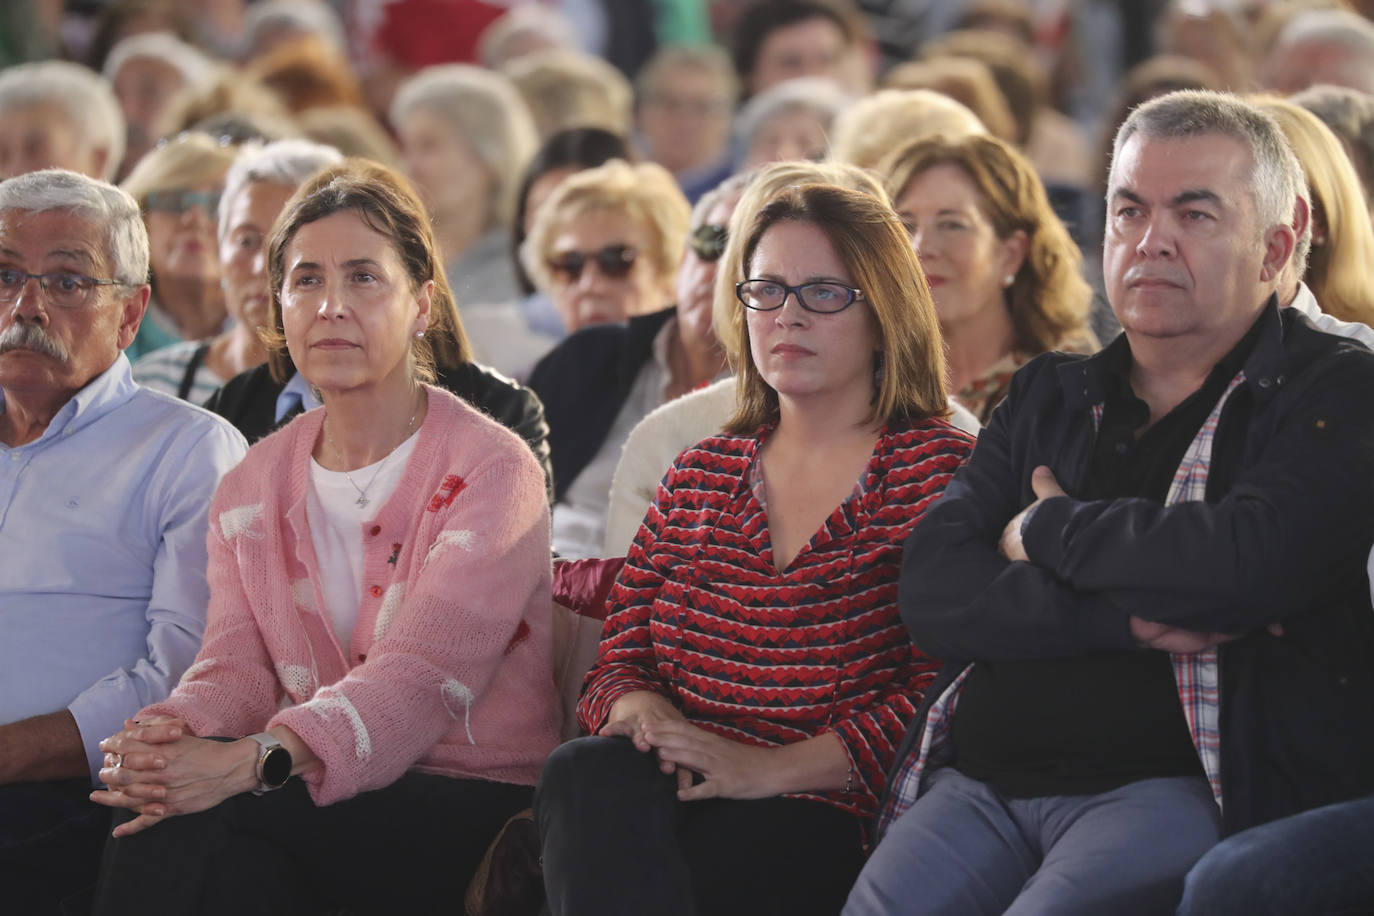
[[90, 159, 561, 914], [535, 182, 975, 916], [200, 152, 553, 498], [845, 91, 1374, 916], [0, 60, 125, 181], [132, 138, 343, 405], [522, 159, 693, 556], [0, 169, 246, 912]]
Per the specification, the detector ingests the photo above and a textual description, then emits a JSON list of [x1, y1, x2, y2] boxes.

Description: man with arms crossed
[[845, 91, 1374, 915]]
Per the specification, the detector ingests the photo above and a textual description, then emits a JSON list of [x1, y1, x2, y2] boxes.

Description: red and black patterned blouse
[[578, 417, 975, 826]]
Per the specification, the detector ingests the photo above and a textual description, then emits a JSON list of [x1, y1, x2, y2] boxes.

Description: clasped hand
[[600, 691, 775, 801], [998, 466, 1283, 653], [91, 716, 258, 837]]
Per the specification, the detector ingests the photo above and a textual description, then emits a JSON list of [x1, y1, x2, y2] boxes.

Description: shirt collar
[[1061, 294, 1287, 409], [275, 371, 321, 423], [0, 352, 139, 446]]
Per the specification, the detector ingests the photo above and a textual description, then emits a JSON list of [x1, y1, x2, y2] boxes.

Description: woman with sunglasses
[[119, 131, 238, 361], [535, 182, 974, 915], [522, 159, 716, 559]]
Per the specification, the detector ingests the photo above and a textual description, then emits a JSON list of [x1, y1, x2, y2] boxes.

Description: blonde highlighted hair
[[520, 158, 690, 296]]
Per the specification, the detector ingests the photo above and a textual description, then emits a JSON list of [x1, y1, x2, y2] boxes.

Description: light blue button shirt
[[275, 370, 321, 424], [0, 354, 247, 782]]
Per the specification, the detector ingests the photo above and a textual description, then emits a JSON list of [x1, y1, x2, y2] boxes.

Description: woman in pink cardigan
[[90, 160, 559, 914]]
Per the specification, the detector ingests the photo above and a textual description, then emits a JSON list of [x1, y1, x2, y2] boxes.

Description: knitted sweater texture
[[144, 386, 560, 804], [578, 418, 974, 823]]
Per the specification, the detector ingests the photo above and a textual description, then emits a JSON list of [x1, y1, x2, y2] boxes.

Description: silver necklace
[[325, 398, 420, 509]]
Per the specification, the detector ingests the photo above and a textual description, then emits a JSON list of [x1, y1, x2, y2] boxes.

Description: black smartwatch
[[248, 732, 292, 795]]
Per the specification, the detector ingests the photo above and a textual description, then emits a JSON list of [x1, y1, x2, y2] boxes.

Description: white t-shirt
[[306, 430, 420, 650]]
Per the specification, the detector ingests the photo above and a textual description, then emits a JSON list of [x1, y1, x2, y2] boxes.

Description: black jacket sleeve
[[899, 358, 1137, 662], [1021, 346, 1374, 634]]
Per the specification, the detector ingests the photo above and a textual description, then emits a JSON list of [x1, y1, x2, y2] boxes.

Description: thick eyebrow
[[1171, 189, 1222, 208], [289, 257, 385, 273], [1108, 188, 1146, 207], [0, 246, 97, 268], [751, 272, 852, 285]]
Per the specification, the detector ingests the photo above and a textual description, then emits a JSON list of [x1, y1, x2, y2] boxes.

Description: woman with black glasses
[[534, 181, 975, 915], [524, 163, 730, 559]]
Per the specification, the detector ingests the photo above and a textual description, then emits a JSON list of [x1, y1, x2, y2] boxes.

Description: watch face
[[261, 746, 292, 787]]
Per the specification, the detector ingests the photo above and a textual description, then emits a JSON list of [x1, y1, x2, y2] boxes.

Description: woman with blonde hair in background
[[120, 131, 239, 360], [879, 132, 1096, 423], [1251, 95, 1374, 331]]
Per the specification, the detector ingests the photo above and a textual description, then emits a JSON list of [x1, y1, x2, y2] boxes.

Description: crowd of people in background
[[2, 0, 1374, 913]]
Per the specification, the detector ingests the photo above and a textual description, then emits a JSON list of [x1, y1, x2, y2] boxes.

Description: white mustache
[[0, 322, 69, 361]]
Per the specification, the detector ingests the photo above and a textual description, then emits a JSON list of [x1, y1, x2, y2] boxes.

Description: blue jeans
[[844, 767, 1221, 916], [1178, 793, 1374, 915]]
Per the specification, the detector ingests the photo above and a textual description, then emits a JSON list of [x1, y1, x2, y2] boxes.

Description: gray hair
[[0, 61, 126, 181], [1109, 90, 1303, 234], [243, 0, 347, 55], [102, 32, 216, 88], [1276, 9, 1374, 57], [734, 77, 850, 153], [389, 64, 538, 228], [0, 169, 149, 285], [690, 169, 755, 231], [218, 139, 343, 240], [1293, 84, 1374, 191]]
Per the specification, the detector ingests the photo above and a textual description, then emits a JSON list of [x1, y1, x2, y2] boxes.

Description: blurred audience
[[729, 0, 874, 97], [634, 44, 738, 202], [120, 132, 238, 360], [102, 32, 216, 180], [883, 55, 1018, 144], [1294, 84, 1374, 215], [736, 76, 850, 169], [0, 60, 125, 182], [391, 64, 538, 309], [132, 138, 342, 403], [829, 88, 985, 172], [1262, 8, 1374, 97], [503, 49, 635, 141]]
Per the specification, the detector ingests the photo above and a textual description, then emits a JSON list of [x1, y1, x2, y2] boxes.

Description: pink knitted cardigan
[[142, 385, 560, 804]]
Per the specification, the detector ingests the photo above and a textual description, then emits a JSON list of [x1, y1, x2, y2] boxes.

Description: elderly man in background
[[846, 90, 1374, 916], [0, 170, 246, 912], [0, 60, 126, 182]]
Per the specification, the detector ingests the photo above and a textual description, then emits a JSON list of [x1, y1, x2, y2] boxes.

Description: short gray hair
[[218, 139, 343, 240], [690, 169, 755, 231], [0, 61, 126, 181], [734, 77, 850, 153], [0, 169, 149, 285], [102, 32, 216, 88], [243, 0, 346, 55], [1109, 90, 1302, 233], [389, 64, 538, 228], [1276, 9, 1374, 57]]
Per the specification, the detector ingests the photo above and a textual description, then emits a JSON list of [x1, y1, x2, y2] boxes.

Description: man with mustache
[[845, 90, 1374, 916], [0, 169, 246, 912]]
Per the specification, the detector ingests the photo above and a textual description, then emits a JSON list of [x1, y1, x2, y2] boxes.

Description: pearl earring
[[1002, 274, 1015, 288], [415, 330, 424, 339]]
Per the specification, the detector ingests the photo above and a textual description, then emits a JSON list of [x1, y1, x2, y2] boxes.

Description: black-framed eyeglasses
[[548, 244, 638, 282], [688, 224, 728, 262], [735, 279, 864, 314], [145, 188, 222, 215], [0, 269, 129, 309]]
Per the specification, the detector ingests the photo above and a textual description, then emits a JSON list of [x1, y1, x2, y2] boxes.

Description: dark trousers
[[535, 736, 866, 916], [0, 778, 108, 915], [92, 772, 532, 916], [1177, 792, 1374, 916]]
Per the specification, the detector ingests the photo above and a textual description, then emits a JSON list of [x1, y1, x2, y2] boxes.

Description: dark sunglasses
[[688, 224, 728, 262], [547, 244, 638, 281]]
